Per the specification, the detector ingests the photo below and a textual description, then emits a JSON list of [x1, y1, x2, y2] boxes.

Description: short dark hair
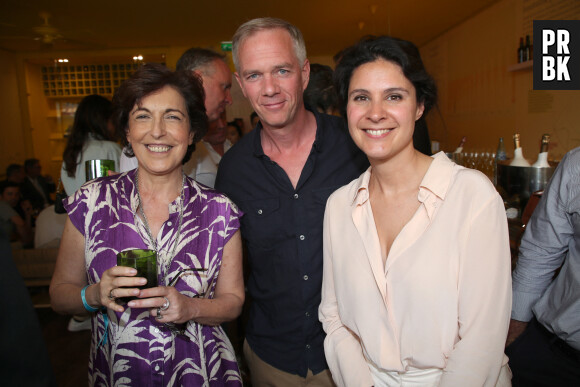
[[6, 164, 23, 178], [24, 158, 39, 171], [227, 120, 242, 137], [0, 180, 19, 195], [113, 63, 208, 164], [304, 63, 338, 114], [334, 36, 437, 118], [176, 48, 226, 75]]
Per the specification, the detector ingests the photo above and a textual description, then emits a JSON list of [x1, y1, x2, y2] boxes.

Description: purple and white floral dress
[[65, 169, 243, 386]]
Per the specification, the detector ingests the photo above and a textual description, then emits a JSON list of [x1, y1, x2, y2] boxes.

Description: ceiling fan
[[33, 12, 63, 45], [0, 11, 99, 51]]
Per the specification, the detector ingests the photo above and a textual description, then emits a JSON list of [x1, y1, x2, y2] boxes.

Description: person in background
[[61, 94, 121, 196], [119, 48, 233, 173], [319, 36, 511, 386], [249, 111, 259, 131], [215, 17, 368, 386], [20, 158, 55, 212], [0, 181, 33, 248], [5, 163, 25, 184], [0, 226, 57, 387], [34, 205, 67, 249], [183, 115, 232, 188], [506, 146, 580, 386], [304, 63, 339, 116], [226, 120, 243, 145], [50, 63, 244, 385]]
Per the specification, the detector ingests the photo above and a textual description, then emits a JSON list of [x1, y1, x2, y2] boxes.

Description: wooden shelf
[[507, 60, 533, 72]]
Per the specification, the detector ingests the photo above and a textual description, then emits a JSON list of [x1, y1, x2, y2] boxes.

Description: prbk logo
[[534, 20, 580, 90]]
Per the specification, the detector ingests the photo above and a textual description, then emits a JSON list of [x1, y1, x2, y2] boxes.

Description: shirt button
[[306, 344, 311, 349], [303, 275, 309, 281], [293, 193, 299, 199], [257, 209, 263, 215], [299, 235, 305, 240], [154, 365, 160, 371], [167, 221, 173, 226], [305, 312, 310, 317]]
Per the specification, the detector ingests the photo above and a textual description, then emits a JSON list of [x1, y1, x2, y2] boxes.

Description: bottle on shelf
[[532, 134, 551, 167], [496, 137, 507, 161], [510, 133, 531, 167], [454, 136, 467, 153], [494, 137, 507, 185], [525, 35, 532, 61], [518, 37, 525, 63]]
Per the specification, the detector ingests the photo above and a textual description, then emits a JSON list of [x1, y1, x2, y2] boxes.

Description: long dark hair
[[62, 95, 115, 177]]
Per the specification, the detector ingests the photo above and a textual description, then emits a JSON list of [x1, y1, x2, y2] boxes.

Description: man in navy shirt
[[216, 17, 368, 386]]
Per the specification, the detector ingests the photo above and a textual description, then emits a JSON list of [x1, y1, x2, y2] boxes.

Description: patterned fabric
[[65, 169, 242, 386]]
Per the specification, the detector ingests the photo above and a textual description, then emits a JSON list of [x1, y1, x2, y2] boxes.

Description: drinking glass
[[85, 159, 115, 181], [116, 249, 158, 302]]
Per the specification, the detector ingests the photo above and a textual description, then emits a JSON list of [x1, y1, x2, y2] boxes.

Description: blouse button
[[167, 221, 173, 227], [154, 365, 160, 372]]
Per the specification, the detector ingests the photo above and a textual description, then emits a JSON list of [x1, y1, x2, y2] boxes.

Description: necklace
[[135, 169, 186, 284]]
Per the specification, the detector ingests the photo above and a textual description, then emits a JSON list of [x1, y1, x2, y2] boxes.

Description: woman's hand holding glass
[[97, 265, 148, 313]]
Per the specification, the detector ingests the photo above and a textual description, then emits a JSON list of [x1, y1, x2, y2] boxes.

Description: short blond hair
[[232, 17, 307, 71]]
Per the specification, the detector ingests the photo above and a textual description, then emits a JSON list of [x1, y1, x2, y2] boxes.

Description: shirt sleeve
[[319, 199, 374, 387], [511, 152, 573, 321], [439, 192, 512, 387], [221, 195, 243, 245]]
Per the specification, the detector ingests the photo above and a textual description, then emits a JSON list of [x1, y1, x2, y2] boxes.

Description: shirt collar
[[251, 105, 327, 158], [350, 152, 455, 207]]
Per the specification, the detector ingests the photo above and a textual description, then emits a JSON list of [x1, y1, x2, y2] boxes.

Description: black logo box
[[533, 20, 580, 90]]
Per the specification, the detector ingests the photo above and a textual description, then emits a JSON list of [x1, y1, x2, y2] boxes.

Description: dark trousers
[[506, 318, 580, 387]]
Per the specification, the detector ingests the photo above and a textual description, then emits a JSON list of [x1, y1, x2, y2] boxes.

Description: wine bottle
[[518, 37, 525, 63], [454, 136, 467, 153], [525, 35, 532, 61], [532, 134, 551, 167], [496, 137, 507, 161], [510, 133, 530, 166]]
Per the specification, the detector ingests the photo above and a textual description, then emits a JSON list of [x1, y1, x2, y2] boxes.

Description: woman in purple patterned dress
[[50, 63, 244, 386]]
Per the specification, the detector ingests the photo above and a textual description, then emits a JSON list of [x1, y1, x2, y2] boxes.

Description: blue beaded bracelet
[[81, 285, 100, 313]]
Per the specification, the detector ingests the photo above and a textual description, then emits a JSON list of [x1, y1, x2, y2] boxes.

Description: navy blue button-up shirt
[[215, 109, 368, 377]]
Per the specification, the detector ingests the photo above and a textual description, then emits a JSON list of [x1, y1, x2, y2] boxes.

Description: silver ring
[[156, 307, 162, 320], [108, 289, 116, 300], [160, 297, 170, 311]]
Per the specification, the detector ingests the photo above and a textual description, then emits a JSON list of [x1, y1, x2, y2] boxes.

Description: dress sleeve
[[511, 153, 573, 321], [319, 199, 374, 387], [221, 195, 243, 245], [63, 185, 89, 237], [439, 190, 512, 386]]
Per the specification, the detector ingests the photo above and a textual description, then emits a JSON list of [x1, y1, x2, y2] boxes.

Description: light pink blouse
[[319, 152, 512, 387]]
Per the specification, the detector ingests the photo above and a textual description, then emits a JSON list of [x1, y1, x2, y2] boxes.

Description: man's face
[[1, 187, 20, 207], [27, 162, 41, 178], [235, 28, 310, 130], [197, 59, 233, 122], [203, 116, 228, 146]]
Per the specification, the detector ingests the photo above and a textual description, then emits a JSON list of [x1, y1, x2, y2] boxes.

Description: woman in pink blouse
[[319, 36, 512, 386]]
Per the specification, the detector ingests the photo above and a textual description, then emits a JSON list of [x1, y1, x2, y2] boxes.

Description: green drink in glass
[[85, 159, 116, 181], [116, 249, 158, 303]]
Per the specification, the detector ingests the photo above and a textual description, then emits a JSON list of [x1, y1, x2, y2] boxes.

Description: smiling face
[[235, 28, 309, 130], [347, 59, 424, 163], [197, 59, 233, 122], [127, 85, 193, 178]]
